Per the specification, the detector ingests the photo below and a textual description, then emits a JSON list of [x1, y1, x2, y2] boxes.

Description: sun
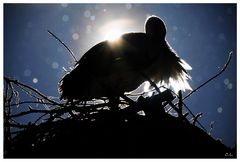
[[104, 29, 122, 42], [99, 18, 135, 42]]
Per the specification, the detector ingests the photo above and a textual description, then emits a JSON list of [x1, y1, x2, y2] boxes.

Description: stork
[[59, 16, 192, 106]]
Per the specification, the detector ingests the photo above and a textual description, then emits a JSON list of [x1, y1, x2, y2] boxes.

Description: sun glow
[[99, 18, 135, 42], [104, 29, 122, 41]]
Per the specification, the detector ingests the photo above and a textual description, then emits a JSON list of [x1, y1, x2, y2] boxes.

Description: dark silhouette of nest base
[[5, 102, 234, 158]]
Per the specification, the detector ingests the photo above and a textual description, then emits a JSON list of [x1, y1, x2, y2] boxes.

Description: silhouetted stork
[[59, 16, 192, 103]]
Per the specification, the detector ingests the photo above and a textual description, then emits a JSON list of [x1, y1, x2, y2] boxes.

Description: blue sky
[[4, 3, 236, 147]]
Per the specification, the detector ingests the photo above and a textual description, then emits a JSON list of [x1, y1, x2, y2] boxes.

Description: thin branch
[[178, 90, 183, 117], [16, 83, 41, 100], [5, 82, 14, 106], [8, 123, 29, 128], [209, 121, 215, 136], [181, 102, 207, 132], [34, 113, 49, 124], [10, 101, 109, 118], [10, 109, 51, 118], [162, 87, 207, 132], [6, 101, 56, 107], [4, 77, 62, 106], [192, 112, 203, 126], [48, 30, 78, 63], [183, 51, 233, 101]]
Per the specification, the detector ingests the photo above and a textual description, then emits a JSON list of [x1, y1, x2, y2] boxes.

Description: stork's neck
[[147, 33, 165, 41], [148, 35, 167, 47]]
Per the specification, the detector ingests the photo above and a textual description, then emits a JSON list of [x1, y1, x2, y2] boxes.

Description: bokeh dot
[[227, 83, 233, 90], [84, 10, 91, 17], [126, 4, 132, 10], [62, 15, 69, 22], [90, 15, 95, 21], [217, 107, 223, 113], [72, 33, 79, 40], [224, 78, 229, 85], [173, 26, 178, 31], [86, 25, 92, 34], [95, 4, 100, 10], [24, 69, 31, 77], [33, 78, 38, 84], [52, 62, 59, 69]]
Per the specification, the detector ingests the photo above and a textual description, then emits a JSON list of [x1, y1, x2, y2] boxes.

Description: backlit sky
[[4, 3, 236, 147]]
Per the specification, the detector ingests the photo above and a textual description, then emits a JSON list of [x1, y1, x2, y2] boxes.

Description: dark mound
[[4, 94, 235, 158]]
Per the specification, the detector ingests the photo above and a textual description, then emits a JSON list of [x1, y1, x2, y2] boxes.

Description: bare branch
[[10, 109, 51, 118], [178, 90, 183, 117], [192, 112, 203, 126], [6, 101, 56, 107], [183, 51, 233, 101], [48, 30, 78, 63], [8, 123, 29, 128], [4, 77, 62, 106]]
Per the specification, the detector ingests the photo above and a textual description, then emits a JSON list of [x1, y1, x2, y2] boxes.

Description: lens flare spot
[[24, 69, 31, 77], [227, 83, 233, 90], [33, 78, 38, 84], [224, 78, 229, 85], [217, 107, 223, 113], [84, 10, 91, 18], [62, 15, 69, 22], [52, 62, 59, 69], [72, 33, 79, 40]]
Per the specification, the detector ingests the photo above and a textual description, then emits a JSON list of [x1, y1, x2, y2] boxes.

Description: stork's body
[[59, 16, 192, 101]]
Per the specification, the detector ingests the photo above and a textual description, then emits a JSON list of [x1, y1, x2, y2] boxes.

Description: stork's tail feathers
[[159, 41, 192, 92], [163, 57, 192, 93], [168, 58, 192, 92], [147, 46, 192, 93]]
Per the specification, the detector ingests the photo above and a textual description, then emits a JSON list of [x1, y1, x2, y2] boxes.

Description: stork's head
[[145, 16, 166, 40]]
